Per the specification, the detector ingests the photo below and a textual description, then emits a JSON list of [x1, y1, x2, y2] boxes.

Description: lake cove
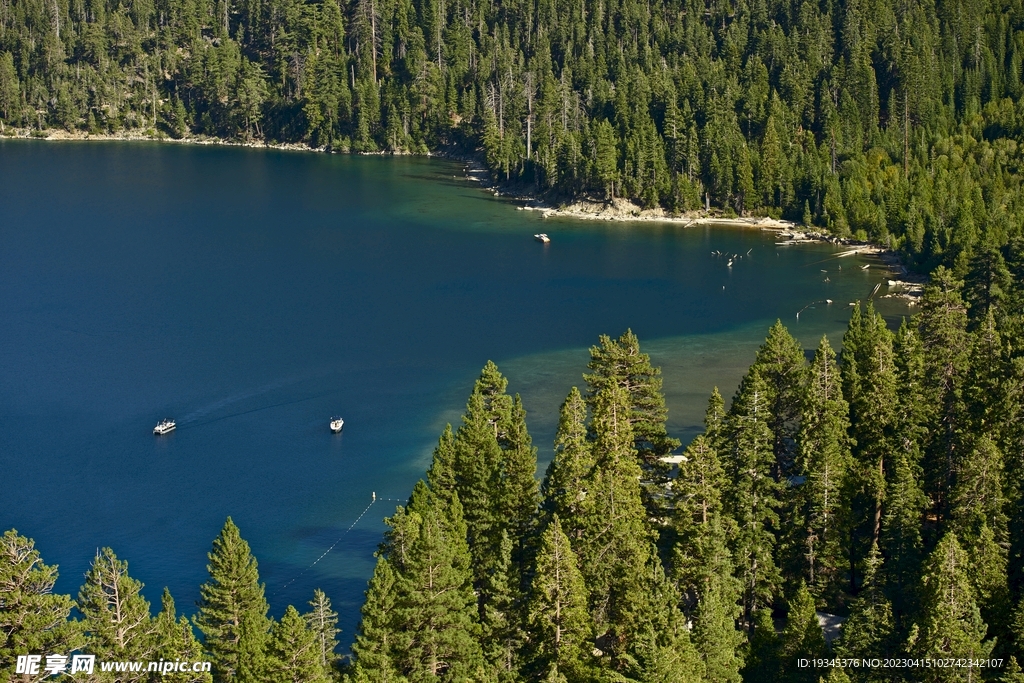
[[0, 140, 911, 646]]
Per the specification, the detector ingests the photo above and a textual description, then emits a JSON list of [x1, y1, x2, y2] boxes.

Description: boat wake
[[179, 374, 336, 427]]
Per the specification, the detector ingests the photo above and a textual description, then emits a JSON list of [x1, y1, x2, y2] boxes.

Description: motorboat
[[153, 419, 176, 435], [330, 417, 344, 433], [534, 233, 550, 243]]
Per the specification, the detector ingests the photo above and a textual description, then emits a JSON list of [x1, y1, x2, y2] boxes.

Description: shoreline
[[3, 127, 923, 301]]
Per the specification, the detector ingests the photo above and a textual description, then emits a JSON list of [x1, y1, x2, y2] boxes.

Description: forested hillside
[[342, 267, 1024, 683], [4, 264, 1024, 682], [4, 0, 1024, 267]]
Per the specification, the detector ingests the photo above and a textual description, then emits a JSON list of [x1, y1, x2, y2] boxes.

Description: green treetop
[[265, 605, 332, 683], [0, 530, 82, 682], [725, 370, 783, 624], [691, 566, 745, 683], [452, 363, 539, 595], [576, 381, 658, 664], [918, 267, 971, 520], [390, 488, 489, 681], [349, 558, 404, 683], [480, 531, 526, 682], [584, 329, 680, 469], [304, 589, 341, 677], [703, 387, 728, 453], [426, 424, 457, 506], [835, 544, 895, 682], [741, 608, 781, 683], [453, 389, 503, 584], [541, 387, 594, 538], [153, 588, 213, 683], [795, 336, 853, 600], [77, 548, 155, 677], [671, 434, 734, 601], [845, 304, 898, 576], [915, 533, 994, 679], [525, 516, 593, 683], [738, 321, 807, 478], [779, 583, 826, 683], [194, 518, 271, 683]]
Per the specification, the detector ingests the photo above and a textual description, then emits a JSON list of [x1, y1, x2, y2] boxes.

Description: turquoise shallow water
[[0, 140, 909, 646]]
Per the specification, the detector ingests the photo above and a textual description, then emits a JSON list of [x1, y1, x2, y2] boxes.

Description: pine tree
[[617, 560, 705, 683], [426, 424, 458, 505], [526, 516, 593, 683], [964, 244, 1012, 326], [893, 318, 928, 446], [671, 435, 732, 598], [841, 303, 865, 409], [584, 329, 680, 469], [303, 589, 341, 677], [949, 432, 1010, 643], [1006, 358, 1024, 598], [452, 362, 538, 593], [725, 370, 782, 623], [704, 387, 728, 452], [967, 311, 1004, 433], [915, 533, 994, 675], [576, 381, 658, 663], [835, 544, 894, 671], [77, 548, 155, 675], [265, 606, 331, 683], [453, 389, 503, 585], [194, 518, 271, 683], [950, 436, 1007, 542], [1001, 658, 1024, 683], [349, 557, 405, 682], [884, 318, 929, 625], [847, 303, 897, 557], [879, 442, 928, 630], [388, 489, 489, 681], [541, 387, 593, 537], [494, 393, 540, 590], [741, 609, 781, 683], [0, 530, 82, 680], [796, 336, 853, 598], [918, 267, 971, 521], [779, 583, 826, 683], [740, 320, 807, 478], [481, 531, 524, 682], [153, 588, 213, 683], [692, 569, 745, 683]]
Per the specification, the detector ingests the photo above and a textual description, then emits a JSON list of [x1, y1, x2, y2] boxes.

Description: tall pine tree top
[[194, 518, 270, 683], [584, 329, 680, 465]]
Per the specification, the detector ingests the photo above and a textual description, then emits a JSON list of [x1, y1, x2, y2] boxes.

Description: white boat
[[534, 233, 550, 243], [330, 417, 344, 433], [153, 419, 176, 435]]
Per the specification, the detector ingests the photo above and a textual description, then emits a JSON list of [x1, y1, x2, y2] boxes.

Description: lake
[[0, 139, 909, 647]]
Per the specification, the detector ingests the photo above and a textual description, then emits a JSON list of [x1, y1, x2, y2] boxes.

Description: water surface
[[0, 140, 908, 645]]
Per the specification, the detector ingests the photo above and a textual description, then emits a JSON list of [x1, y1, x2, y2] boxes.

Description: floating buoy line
[[274, 492, 404, 596]]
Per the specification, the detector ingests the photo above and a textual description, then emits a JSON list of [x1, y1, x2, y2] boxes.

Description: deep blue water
[[0, 140, 908, 646]]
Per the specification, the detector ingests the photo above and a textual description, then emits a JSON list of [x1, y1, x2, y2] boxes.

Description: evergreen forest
[[4, 257, 1024, 682], [6, 0, 1024, 268]]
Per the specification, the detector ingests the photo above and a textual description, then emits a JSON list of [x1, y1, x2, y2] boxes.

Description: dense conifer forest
[[4, 0, 1024, 267], [3, 262, 1024, 682]]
